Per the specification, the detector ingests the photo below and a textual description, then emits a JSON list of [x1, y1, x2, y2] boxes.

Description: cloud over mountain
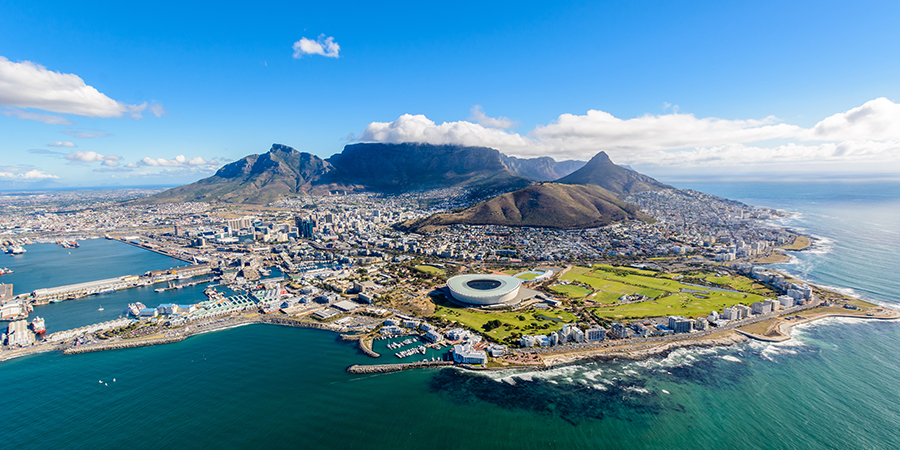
[[360, 98, 900, 169]]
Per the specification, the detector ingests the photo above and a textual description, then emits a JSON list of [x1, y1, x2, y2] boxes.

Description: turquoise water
[[1, 182, 899, 448]]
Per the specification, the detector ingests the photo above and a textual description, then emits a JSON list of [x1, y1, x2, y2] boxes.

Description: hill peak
[[586, 151, 613, 165], [556, 151, 671, 197], [268, 143, 298, 154]]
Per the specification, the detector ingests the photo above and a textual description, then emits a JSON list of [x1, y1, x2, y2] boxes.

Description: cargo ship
[[30, 317, 46, 334], [126, 302, 146, 317]]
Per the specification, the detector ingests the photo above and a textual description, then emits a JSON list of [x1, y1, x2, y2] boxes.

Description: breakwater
[[347, 360, 453, 374], [358, 338, 380, 358], [63, 336, 185, 354]]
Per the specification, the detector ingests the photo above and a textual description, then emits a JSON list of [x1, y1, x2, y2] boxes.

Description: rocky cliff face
[[500, 155, 585, 181], [325, 143, 532, 192]]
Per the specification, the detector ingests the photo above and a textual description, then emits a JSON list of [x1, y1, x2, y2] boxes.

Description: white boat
[[98, 305, 104, 311]]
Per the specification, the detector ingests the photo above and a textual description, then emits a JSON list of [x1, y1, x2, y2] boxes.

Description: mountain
[[143, 144, 334, 204], [501, 155, 585, 181], [140, 144, 664, 205], [0, 179, 67, 191], [556, 151, 671, 197], [324, 143, 533, 193], [395, 183, 650, 233]]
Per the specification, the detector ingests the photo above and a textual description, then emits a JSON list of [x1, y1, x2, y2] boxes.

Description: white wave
[[661, 389, 671, 394], [721, 355, 742, 363], [747, 333, 806, 361], [479, 363, 579, 382], [805, 234, 835, 255], [592, 384, 608, 391], [623, 386, 651, 394], [627, 345, 720, 371]]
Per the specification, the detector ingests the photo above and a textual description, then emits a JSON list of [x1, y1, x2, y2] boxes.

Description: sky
[[1, 0, 899, 187]]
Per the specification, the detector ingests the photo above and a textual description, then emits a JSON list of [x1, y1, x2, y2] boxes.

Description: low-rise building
[[453, 343, 487, 366]]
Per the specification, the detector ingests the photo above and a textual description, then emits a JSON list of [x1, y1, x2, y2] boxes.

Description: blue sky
[[2, 0, 899, 186]]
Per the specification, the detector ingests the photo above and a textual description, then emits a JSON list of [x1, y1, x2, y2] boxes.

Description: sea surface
[[1, 181, 899, 449]]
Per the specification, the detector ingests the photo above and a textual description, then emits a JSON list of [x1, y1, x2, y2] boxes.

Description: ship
[[0, 267, 12, 275], [30, 317, 46, 334], [9, 245, 26, 255], [126, 302, 146, 317]]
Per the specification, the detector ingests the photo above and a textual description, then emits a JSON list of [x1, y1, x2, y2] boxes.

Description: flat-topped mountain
[[395, 183, 650, 233], [557, 151, 671, 197], [323, 143, 533, 193]]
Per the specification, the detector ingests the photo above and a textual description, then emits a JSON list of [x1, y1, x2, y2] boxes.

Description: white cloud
[[0, 56, 161, 119], [62, 130, 111, 138], [65, 150, 122, 167], [0, 169, 58, 180], [48, 141, 76, 148], [530, 110, 799, 157], [359, 98, 900, 170], [149, 102, 166, 117], [137, 155, 219, 167], [468, 105, 516, 129], [802, 97, 900, 141], [1, 107, 71, 125], [627, 141, 900, 167], [292, 35, 340, 59], [361, 113, 540, 153]]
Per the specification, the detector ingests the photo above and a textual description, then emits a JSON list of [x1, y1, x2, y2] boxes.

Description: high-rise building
[[295, 216, 316, 239]]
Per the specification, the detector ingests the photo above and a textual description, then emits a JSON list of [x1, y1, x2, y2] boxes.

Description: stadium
[[446, 274, 522, 306]]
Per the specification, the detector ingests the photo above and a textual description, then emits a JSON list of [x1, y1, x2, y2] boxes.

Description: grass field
[[555, 265, 675, 302], [781, 235, 811, 250], [414, 265, 446, 276], [548, 264, 773, 320], [430, 295, 577, 341], [592, 290, 765, 320], [549, 284, 592, 298], [516, 272, 539, 281]]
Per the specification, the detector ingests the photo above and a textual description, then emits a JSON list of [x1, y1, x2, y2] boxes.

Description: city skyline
[[2, 1, 899, 186]]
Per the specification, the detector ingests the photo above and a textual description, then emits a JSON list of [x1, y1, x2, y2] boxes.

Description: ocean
[[1, 181, 898, 449]]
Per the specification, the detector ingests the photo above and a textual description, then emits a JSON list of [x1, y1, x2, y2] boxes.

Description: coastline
[[3, 259, 897, 373]]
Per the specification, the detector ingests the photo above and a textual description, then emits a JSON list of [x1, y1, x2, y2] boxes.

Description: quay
[[28, 264, 213, 305], [112, 236, 194, 263]]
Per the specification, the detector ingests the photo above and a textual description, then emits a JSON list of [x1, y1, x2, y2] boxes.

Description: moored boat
[[31, 317, 46, 334]]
